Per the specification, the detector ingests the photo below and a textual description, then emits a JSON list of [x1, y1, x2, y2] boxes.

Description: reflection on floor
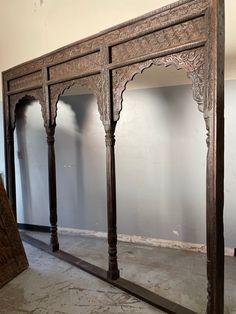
[[0, 231, 235, 314]]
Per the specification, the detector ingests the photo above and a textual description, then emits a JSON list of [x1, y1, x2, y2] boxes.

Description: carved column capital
[[46, 126, 56, 145], [104, 122, 117, 146], [105, 131, 115, 147], [6, 133, 14, 145]]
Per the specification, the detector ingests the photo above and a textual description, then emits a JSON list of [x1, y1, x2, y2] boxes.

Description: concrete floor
[[0, 232, 235, 314]]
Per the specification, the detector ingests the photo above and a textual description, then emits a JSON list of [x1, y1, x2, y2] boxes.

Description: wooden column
[[46, 126, 59, 252], [101, 44, 120, 281], [5, 127, 17, 220], [206, 1, 225, 313], [105, 123, 120, 280]]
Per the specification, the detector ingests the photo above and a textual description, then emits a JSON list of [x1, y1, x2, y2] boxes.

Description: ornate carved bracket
[[2, 0, 225, 311], [112, 47, 206, 121], [9, 89, 46, 130], [49, 75, 103, 126]]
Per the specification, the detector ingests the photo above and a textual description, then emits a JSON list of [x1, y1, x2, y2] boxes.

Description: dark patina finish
[[0, 177, 28, 288], [2, 0, 225, 313]]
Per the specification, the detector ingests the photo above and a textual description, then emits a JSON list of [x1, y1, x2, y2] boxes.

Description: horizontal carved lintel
[[111, 16, 207, 63], [8, 71, 42, 93], [48, 52, 102, 81]]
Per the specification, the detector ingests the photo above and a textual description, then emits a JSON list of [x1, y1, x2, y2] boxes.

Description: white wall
[[9, 75, 236, 248], [116, 84, 207, 244], [0, 0, 236, 88], [0, 1, 236, 247]]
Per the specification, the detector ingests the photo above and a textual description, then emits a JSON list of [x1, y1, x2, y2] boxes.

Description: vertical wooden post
[[105, 122, 120, 280], [101, 45, 120, 280], [42, 66, 59, 252], [46, 126, 59, 252], [3, 80, 17, 221], [5, 127, 17, 220], [206, 1, 225, 313]]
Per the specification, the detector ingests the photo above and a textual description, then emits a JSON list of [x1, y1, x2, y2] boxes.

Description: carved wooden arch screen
[[2, 0, 224, 313]]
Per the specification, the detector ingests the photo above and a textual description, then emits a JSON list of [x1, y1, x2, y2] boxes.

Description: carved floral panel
[[49, 52, 102, 81], [111, 16, 207, 63], [8, 71, 42, 92], [112, 47, 206, 122], [49, 74, 103, 125], [3, 0, 208, 81], [9, 89, 46, 129]]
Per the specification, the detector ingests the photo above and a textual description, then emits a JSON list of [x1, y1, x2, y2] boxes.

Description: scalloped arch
[[112, 47, 206, 122], [9, 90, 46, 130], [50, 75, 103, 126]]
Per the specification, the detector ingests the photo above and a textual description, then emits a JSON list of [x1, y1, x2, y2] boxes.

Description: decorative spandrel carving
[[50, 75, 103, 126], [112, 47, 206, 122], [9, 89, 46, 129], [2, 0, 225, 312]]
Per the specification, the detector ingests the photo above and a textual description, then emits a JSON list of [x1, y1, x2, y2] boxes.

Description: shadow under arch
[[115, 63, 207, 313], [13, 94, 47, 225], [54, 81, 107, 263], [11, 92, 47, 130], [113, 48, 206, 129], [50, 76, 103, 128]]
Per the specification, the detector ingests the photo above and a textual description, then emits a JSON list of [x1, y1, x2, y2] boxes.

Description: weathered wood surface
[[0, 177, 28, 288], [2, 0, 225, 312]]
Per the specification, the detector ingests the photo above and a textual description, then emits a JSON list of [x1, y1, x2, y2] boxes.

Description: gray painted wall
[[0, 82, 235, 247]]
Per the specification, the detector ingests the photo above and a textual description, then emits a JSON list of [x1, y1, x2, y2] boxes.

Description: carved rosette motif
[[49, 75, 103, 126], [112, 46, 206, 125], [9, 89, 46, 130]]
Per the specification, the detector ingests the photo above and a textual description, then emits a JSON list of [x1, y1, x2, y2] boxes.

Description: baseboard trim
[[18, 224, 234, 257], [17, 223, 50, 233], [58, 227, 234, 257]]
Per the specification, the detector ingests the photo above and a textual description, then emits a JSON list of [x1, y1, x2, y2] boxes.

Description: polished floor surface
[[0, 231, 235, 313]]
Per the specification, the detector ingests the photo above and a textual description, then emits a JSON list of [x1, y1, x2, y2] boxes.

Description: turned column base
[[107, 268, 120, 280], [50, 225, 59, 252], [50, 242, 59, 252]]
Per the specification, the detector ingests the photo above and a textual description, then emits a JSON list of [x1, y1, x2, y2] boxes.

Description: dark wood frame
[[0, 177, 28, 288], [2, 0, 225, 313]]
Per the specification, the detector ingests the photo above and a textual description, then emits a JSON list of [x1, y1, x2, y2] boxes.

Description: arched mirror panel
[[14, 97, 48, 227], [116, 65, 207, 313], [53, 83, 107, 268], [2, 1, 225, 313]]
